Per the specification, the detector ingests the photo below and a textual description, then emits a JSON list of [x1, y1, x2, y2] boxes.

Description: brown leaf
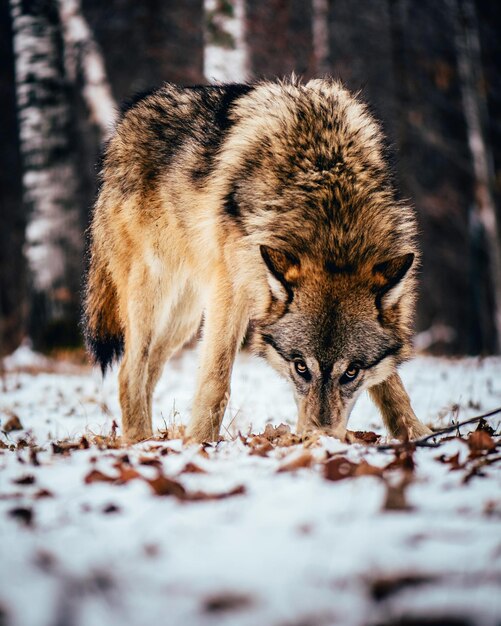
[[52, 437, 89, 455], [147, 474, 187, 498], [189, 485, 246, 501], [138, 455, 162, 467], [370, 574, 436, 601], [437, 452, 463, 470], [351, 430, 380, 444], [3, 414, 23, 432], [354, 460, 384, 478], [277, 451, 313, 472], [468, 430, 496, 452], [180, 462, 207, 474], [34, 488, 54, 499], [203, 592, 253, 613], [84, 469, 116, 484], [102, 503, 121, 514], [115, 464, 142, 483], [8, 506, 33, 526], [12, 474, 36, 485], [263, 423, 291, 441], [324, 457, 358, 481], [248, 435, 274, 456]]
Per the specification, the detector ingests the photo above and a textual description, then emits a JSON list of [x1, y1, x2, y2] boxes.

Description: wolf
[[84, 77, 431, 443]]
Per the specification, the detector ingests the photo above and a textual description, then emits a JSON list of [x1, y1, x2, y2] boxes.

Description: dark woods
[[1, 0, 500, 356]]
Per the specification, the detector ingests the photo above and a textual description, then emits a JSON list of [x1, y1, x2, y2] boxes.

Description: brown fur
[[84, 77, 431, 443]]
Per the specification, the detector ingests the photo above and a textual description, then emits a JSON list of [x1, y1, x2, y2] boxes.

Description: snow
[[1, 349, 501, 626]]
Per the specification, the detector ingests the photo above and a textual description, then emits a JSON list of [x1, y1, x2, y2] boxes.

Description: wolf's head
[[251, 246, 416, 437]]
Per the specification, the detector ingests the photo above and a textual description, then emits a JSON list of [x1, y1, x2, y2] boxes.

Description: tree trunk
[[81, 0, 205, 103], [385, 1, 478, 354], [10, 0, 84, 350], [449, 0, 501, 352], [327, 0, 397, 139], [0, 0, 25, 356], [245, 0, 315, 80]]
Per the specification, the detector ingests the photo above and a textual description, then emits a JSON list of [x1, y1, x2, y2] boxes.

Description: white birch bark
[[204, 0, 248, 83], [10, 0, 82, 297], [59, 0, 116, 139]]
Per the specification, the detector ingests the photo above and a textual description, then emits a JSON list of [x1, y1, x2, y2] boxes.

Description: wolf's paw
[[405, 421, 433, 441]]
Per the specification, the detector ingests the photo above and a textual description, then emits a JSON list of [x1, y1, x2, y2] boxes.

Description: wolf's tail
[[83, 248, 124, 375]]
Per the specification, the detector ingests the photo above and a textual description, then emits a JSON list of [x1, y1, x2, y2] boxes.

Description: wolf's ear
[[372, 253, 414, 308], [260, 245, 301, 302]]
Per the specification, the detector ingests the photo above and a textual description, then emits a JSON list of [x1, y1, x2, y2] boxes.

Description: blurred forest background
[[1, 0, 501, 358]]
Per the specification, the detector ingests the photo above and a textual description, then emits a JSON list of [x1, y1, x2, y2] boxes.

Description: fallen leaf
[[113, 462, 142, 483], [355, 460, 384, 478], [147, 474, 187, 498], [370, 574, 436, 601], [84, 469, 116, 484], [12, 474, 36, 485], [8, 506, 33, 526], [3, 414, 22, 432], [350, 430, 380, 444], [180, 462, 207, 474], [324, 457, 358, 481], [34, 488, 54, 499], [277, 451, 313, 472], [102, 503, 121, 514], [468, 430, 496, 452], [138, 456, 162, 467], [263, 423, 291, 441], [189, 485, 246, 501], [248, 435, 274, 456], [203, 592, 253, 613], [437, 452, 463, 470]]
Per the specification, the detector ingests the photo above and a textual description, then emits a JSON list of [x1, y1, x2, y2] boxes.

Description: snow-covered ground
[[1, 347, 501, 626]]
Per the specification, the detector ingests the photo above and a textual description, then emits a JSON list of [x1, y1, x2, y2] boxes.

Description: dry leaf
[[138, 456, 162, 467], [248, 435, 274, 456], [34, 488, 54, 499], [263, 423, 291, 441], [180, 462, 207, 474], [12, 474, 35, 485], [324, 457, 358, 481], [203, 592, 253, 613], [8, 506, 33, 526], [84, 469, 116, 484], [354, 460, 384, 478], [3, 414, 23, 432], [437, 452, 463, 470], [468, 430, 496, 452], [351, 430, 380, 444], [147, 474, 187, 498], [370, 574, 436, 601], [189, 485, 246, 501], [277, 451, 313, 472]]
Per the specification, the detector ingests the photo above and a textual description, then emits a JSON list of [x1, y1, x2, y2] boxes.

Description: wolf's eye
[[294, 359, 310, 379], [340, 363, 361, 385]]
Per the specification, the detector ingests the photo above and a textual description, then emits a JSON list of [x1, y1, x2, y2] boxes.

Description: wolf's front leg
[[186, 273, 248, 443], [369, 372, 431, 440]]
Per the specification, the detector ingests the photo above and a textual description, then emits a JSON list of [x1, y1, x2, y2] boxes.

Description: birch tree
[[10, 0, 85, 348]]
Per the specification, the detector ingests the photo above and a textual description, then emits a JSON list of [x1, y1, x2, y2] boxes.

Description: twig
[[376, 406, 501, 450]]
